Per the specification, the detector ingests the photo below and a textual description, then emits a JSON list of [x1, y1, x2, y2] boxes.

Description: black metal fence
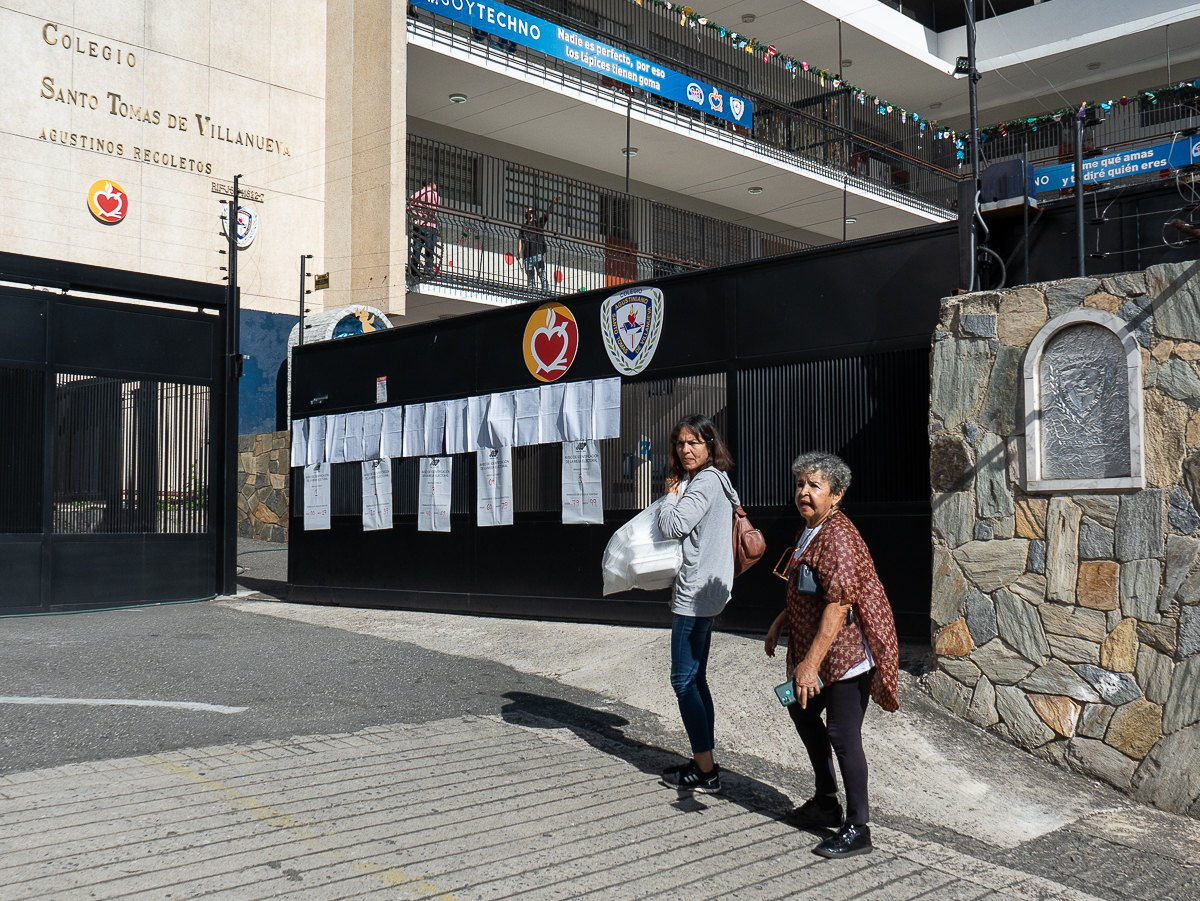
[[290, 223, 962, 637], [409, 8, 960, 217], [0, 253, 227, 613], [407, 134, 809, 299]]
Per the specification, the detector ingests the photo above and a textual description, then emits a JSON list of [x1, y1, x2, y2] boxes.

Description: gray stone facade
[[929, 262, 1200, 817], [237, 430, 290, 543]]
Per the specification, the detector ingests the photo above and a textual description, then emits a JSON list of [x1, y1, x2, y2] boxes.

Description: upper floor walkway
[[404, 133, 811, 305], [407, 0, 961, 236]]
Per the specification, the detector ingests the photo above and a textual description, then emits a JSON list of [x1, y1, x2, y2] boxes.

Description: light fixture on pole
[[299, 254, 313, 346]]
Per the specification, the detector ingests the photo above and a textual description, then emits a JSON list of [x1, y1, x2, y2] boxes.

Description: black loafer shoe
[[784, 797, 843, 830], [814, 823, 873, 859]]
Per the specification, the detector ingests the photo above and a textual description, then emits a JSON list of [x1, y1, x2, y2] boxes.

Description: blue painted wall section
[[239, 309, 297, 435]]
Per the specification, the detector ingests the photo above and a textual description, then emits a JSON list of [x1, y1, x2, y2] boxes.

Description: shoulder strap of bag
[[709, 470, 766, 577]]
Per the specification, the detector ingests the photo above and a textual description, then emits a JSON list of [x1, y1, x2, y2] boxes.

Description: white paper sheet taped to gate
[[467, 395, 489, 453], [328, 414, 348, 464], [344, 411, 366, 462], [514, 388, 541, 446], [403, 403, 425, 457], [444, 399, 468, 455], [562, 381, 593, 441], [538, 383, 566, 443], [303, 463, 331, 530], [424, 401, 447, 456], [418, 456, 453, 532], [306, 415, 326, 465], [380, 407, 404, 459], [477, 446, 513, 527], [592, 377, 621, 440], [363, 410, 384, 461], [486, 391, 517, 448], [291, 418, 308, 466], [361, 458, 392, 531], [562, 440, 603, 524]]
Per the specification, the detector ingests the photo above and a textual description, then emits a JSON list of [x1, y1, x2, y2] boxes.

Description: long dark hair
[[667, 415, 734, 481]]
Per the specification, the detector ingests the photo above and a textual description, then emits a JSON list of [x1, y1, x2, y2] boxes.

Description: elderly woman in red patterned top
[[764, 451, 899, 860]]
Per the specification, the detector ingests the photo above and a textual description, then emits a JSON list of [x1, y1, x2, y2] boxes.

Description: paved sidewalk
[[3, 572, 1198, 900], [1, 715, 1107, 901]]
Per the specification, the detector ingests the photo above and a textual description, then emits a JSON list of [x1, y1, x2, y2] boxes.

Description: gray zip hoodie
[[656, 467, 738, 618]]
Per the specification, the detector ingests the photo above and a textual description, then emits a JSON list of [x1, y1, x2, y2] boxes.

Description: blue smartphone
[[774, 676, 823, 706]]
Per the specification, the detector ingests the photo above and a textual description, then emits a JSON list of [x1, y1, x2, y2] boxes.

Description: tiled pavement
[[0, 715, 1106, 901]]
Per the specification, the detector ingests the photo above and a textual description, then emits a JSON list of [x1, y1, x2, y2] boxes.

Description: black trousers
[[787, 668, 874, 825]]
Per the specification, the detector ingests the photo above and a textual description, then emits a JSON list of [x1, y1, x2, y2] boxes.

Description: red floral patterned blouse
[[785, 510, 900, 712]]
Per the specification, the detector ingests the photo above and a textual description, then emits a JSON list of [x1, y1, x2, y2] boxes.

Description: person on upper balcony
[[407, 180, 440, 277], [519, 195, 559, 293]]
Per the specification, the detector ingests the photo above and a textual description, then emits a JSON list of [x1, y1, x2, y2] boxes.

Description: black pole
[[1022, 135, 1030, 285], [843, 179, 848, 242], [299, 254, 311, 345], [220, 174, 242, 596], [625, 94, 632, 194], [1074, 117, 1085, 277], [966, 0, 980, 291]]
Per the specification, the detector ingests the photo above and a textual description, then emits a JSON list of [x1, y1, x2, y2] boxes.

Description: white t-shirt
[[796, 522, 875, 682]]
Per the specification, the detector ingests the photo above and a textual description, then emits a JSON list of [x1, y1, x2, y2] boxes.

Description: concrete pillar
[[323, 0, 408, 315]]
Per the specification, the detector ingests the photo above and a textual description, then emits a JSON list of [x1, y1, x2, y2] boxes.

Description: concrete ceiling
[[692, 0, 1200, 126], [407, 44, 939, 241]]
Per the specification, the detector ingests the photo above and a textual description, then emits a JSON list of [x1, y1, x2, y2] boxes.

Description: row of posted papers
[[302, 440, 604, 532], [296, 377, 618, 533], [290, 377, 621, 467]]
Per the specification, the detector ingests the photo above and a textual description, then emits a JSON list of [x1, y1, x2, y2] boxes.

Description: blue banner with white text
[[1033, 136, 1200, 193], [412, 0, 753, 128]]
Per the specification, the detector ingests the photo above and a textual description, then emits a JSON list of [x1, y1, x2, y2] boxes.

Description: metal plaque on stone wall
[[1038, 323, 1130, 480]]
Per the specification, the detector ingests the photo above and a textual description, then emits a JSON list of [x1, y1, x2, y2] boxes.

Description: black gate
[[289, 224, 958, 638], [0, 253, 228, 613]]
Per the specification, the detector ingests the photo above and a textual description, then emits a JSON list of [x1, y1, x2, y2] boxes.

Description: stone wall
[[238, 431, 290, 543], [928, 261, 1200, 816]]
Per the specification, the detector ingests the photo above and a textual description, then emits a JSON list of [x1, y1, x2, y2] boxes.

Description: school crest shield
[[730, 97, 744, 121], [600, 287, 664, 376]]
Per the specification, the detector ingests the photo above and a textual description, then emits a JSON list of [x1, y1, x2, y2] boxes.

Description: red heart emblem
[[88, 181, 127, 223], [532, 328, 567, 370], [523, 302, 579, 382]]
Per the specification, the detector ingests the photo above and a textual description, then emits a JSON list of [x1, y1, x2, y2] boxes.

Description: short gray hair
[[791, 451, 852, 496]]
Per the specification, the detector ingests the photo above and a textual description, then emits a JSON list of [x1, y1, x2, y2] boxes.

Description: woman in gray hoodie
[[656, 414, 738, 794]]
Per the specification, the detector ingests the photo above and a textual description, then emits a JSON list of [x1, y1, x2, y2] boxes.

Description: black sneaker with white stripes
[[661, 760, 721, 793]]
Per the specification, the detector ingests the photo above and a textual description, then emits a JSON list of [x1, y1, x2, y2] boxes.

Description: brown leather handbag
[[731, 503, 766, 577]]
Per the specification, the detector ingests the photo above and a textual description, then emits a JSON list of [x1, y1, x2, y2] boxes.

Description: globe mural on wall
[[331, 307, 385, 339]]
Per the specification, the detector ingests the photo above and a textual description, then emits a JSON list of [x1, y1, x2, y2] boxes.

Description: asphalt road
[[0, 601, 665, 776]]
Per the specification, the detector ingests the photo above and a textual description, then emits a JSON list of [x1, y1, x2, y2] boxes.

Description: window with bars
[[504, 164, 602, 240], [52, 376, 210, 534], [407, 141, 480, 208]]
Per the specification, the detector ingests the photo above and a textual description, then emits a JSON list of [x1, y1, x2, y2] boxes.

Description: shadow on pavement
[[499, 690, 803, 826]]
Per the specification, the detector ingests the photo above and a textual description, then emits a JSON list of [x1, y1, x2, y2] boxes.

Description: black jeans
[[409, 225, 438, 273], [787, 668, 874, 825]]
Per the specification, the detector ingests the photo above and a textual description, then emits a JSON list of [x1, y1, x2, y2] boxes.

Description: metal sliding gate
[[290, 224, 960, 638], [0, 254, 228, 614]]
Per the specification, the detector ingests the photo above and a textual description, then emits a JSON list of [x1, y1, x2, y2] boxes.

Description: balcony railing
[[406, 134, 810, 302], [512, 0, 958, 170], [408, 7, 960, 218], [980, 83, 1200, 202]]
